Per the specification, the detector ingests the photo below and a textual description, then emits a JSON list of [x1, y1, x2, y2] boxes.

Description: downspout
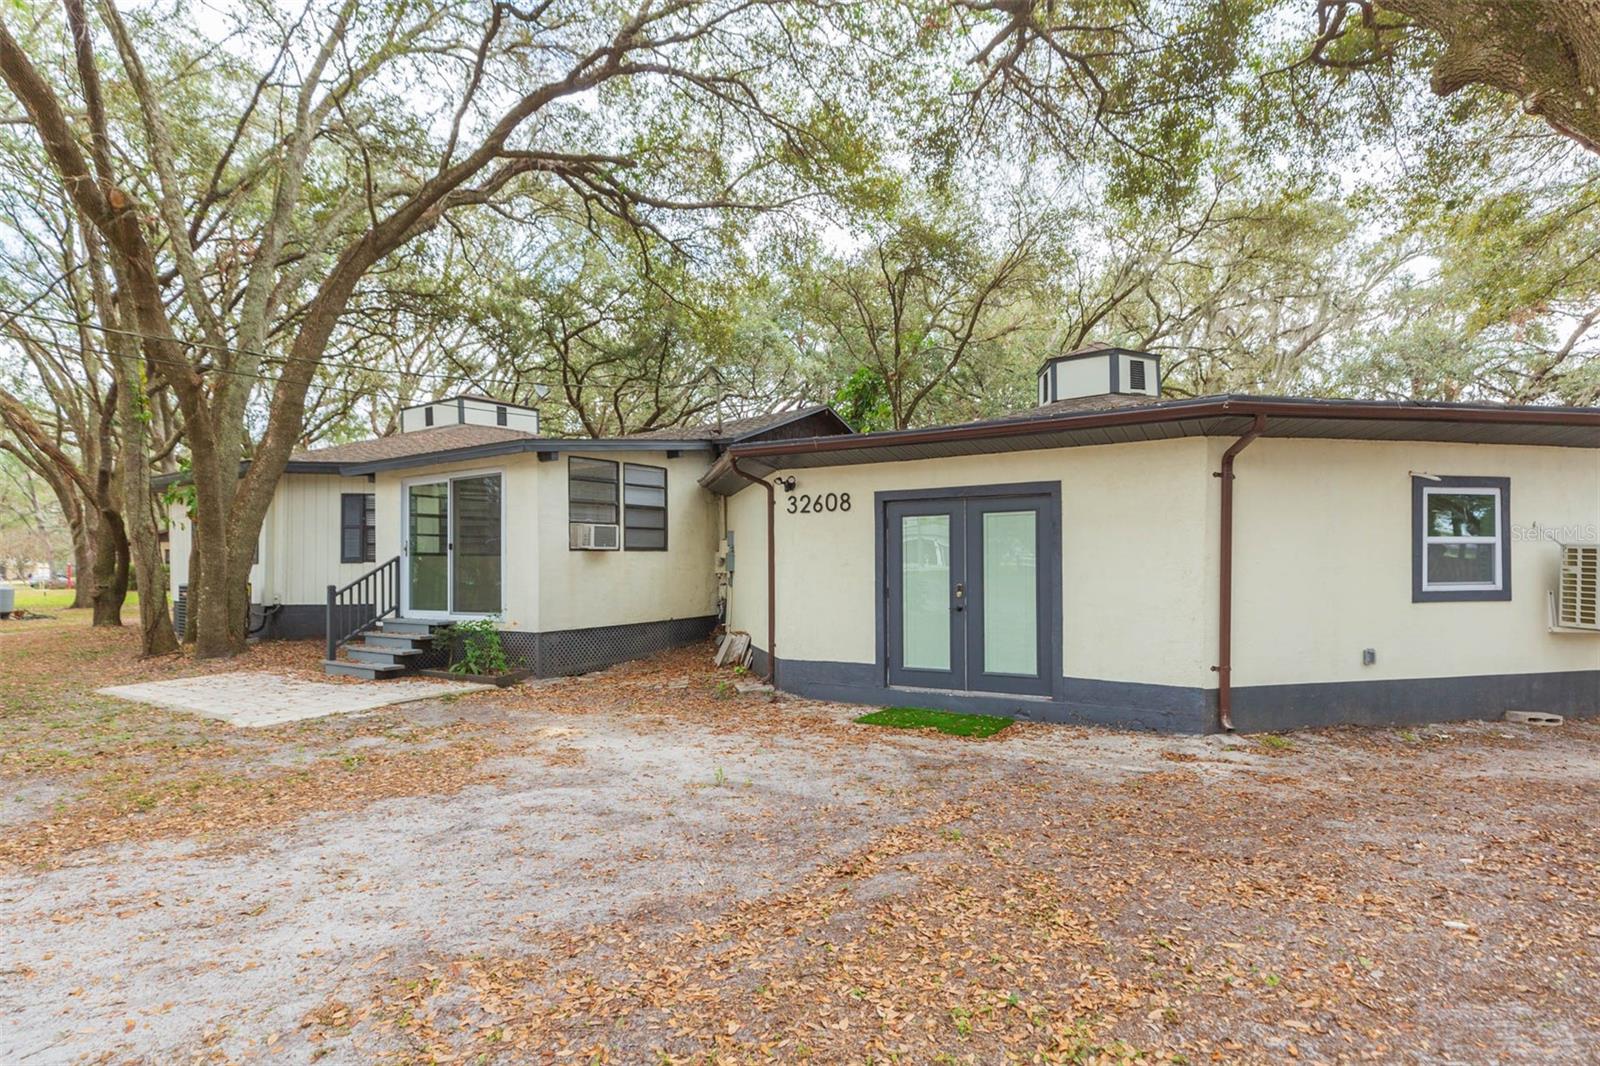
[[728, 455, 777, 687], [1214, 413, 1266, 732]]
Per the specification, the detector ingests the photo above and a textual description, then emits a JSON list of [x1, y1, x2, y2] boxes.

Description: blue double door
[[885, 493, 1052, 696]]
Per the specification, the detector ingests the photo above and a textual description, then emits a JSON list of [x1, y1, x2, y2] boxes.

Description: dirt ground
[[2, 613, 1598, 1064]]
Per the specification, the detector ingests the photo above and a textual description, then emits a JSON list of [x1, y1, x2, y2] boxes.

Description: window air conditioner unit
[[1554, 543, 1599, 631], [570, 522, 620, 551]]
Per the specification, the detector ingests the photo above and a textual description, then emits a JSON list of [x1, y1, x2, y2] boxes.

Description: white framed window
[[1413, 476, 1511, 602]]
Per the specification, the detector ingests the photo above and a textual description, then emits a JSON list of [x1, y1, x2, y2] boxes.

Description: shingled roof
[[624, 405, 851, 441], [152, 404, 854, 489], [289, 424, 537, 466]]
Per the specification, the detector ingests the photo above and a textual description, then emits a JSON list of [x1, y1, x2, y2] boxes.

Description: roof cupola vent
[[398, 394, 539, 435], [1037, 343, 1161, 406]]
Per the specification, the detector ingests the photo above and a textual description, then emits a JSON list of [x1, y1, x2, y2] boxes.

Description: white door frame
[[399, 468, 506, 619]]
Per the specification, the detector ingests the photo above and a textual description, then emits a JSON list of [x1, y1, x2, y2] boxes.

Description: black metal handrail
[[326, 556, 401, 660]]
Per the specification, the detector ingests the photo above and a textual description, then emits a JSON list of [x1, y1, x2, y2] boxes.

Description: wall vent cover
[[1558, 543, 1599, 629], [1129, 359, 1146, 391]]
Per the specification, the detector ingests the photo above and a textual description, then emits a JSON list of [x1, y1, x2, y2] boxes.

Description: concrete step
[[378, 618, 437, 636], [345, 644, 421, 665], [322, 659, 408, 680], [361, 631, 435, 652]]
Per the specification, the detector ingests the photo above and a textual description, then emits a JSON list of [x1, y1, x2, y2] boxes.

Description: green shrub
[[435, 618, 510, 676]]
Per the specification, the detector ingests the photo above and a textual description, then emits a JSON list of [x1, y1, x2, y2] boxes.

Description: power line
[[0, 305, 526, 389], [7, 329, 447, 408]]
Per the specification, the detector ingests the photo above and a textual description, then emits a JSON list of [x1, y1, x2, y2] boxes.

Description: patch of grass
[[4, 586, 141, 612], [1257, 733, 1295, 751], [854, 706, 1013, 738]]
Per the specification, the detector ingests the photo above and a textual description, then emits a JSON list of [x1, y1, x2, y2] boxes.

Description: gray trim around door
[[875, 481, 1063, 703]]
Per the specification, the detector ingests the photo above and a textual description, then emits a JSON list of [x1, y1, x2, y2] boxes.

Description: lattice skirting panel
[[531, 615, 716, 676]]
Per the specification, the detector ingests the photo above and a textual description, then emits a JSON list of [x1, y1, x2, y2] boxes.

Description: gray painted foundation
[[755, 648, 1598, 734], [239, 605, 717, 680], [252, 604, 327, 641], [760, 652, 1211, 732], [1230, 670, 1600, 732]]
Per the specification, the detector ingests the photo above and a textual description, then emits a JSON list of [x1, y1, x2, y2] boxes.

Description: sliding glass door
[[407, 481, 449, 614], [451, 475, 502, 614], [404, 474, 502, 617]]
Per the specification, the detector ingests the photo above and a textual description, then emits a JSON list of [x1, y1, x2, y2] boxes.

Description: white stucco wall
[[723, 435, 1600, 695], [367, 448, 719, 633], [535, 450, 721, 631], [373, 454, 541, 629], [1228, 437, 1600, 688], [724, 438, 1216, 689]]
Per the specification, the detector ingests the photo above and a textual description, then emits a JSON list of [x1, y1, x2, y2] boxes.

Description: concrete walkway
[[98, 671, 490, 726]]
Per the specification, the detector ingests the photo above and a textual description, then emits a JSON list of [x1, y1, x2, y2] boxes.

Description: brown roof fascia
[[724, 396, 1600, 462]]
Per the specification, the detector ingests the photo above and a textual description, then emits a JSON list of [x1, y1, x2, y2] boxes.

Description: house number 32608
[[786, 492, 851, 514]]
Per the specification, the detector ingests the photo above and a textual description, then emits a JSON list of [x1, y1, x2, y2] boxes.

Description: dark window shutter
[[1129, 359, 1146, 391], [496, 405, 507, 426], [341, 493, 368, 563]]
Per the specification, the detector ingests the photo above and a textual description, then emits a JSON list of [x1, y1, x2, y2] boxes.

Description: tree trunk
[[187, 462, 236, 658], [88, 507, 127, 626], [69, 523, 93, 609], [114, 350, 177, 657]]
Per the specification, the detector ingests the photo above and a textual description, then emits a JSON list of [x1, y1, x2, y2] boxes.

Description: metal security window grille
[[341, 493, 377, 563], [623, 463, 668, 551]]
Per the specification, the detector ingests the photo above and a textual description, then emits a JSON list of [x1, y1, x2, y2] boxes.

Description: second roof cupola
[[1037, 343, 1161, 405]]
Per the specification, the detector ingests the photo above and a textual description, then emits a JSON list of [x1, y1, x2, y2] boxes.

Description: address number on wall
[[786, 492, 852, 514]]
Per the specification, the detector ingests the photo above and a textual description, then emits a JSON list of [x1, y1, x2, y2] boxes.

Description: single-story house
[[165, 348, 1600, 732], [163, 393, 849, 676]]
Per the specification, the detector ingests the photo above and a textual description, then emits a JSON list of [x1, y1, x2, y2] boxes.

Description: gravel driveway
[[2, 630, 1597, 1064]]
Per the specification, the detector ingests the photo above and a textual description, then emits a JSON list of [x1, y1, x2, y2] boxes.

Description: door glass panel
[[452, 475, 502, 614], [408, 482, 449, 612], [901, 514, 951, 671], [981, 510, 1037, 676]]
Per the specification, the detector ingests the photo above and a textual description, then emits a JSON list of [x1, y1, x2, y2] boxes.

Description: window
[[1413, 476, 1510, 602], [569, 457, 619, 548], [424, 406, 434, 427], [496, 405, 507, 426], [341, 492, 376, 563], [623, 463, 668, 550]]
